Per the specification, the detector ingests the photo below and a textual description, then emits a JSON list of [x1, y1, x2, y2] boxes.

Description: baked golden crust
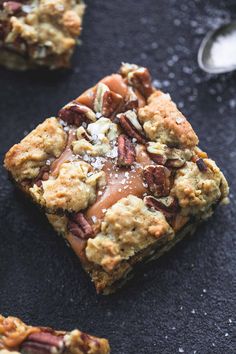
[[0, 315, 110, 354], [0, 0, 85, 69], [4, 63, 229, 294]]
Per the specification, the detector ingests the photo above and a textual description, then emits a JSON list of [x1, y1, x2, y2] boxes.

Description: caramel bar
[[4, 63, 229, 293], [0, 0, 85, 69], [0, 314, 110, 354]]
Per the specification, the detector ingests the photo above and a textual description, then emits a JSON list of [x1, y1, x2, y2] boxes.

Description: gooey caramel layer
[[86, 146, 153, 221]]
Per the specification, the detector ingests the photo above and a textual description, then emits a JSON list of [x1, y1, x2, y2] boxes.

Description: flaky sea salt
[[210, 30, 236, 68], [91, 216, 97, 223]]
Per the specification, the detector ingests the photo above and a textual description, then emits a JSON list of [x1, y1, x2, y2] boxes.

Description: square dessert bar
[[4, 63, 229, 294], [0, 0, 85, 69], [0, 314, 110, 354]]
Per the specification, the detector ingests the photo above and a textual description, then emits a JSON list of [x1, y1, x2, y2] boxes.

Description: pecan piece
[[128, 67, 153, 98], [117, 134, 136, 166], [20, 332, 64, 354], [144, 195, 179, 222], [58, 102, 96, 126], [148, 153, 166, 165], [34, 165, 50, 187], [143, 165, 171, 197], [102, 90, 123, 117], [118, 111, 147, 144], [68, 213, 94, 239], [3, 1, 22, 14], [146, 142, 167, 165], [196, 158, 207, 172], [94, 83, 123, 118], [165, 158, 186, 169], [124, 87, 139, 111]]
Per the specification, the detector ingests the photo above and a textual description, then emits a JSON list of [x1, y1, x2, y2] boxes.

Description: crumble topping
[[138, 91, 199, 148], [30, 161, 106, 213], [64, 329, 110, 354], [85, 195, 174, 272], [4, 118, 67, 181], [0, 0, 85, 69], [172, 159, 229, 218], [46, 213, 68, 235]]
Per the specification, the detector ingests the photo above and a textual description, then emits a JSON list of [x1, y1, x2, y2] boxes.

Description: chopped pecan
[[102, 90, 123, 117], [94, 83, 123, 118], [143, 165, 171, 197], [20, 332, 64, 354], [165, 158, 186, 169], [58, 102, 96, 126], [3, 1, 22, 14], [119, 63, 139, 78], [144, 195, 179, 222], [128, 67, 153, 98], [146, 142, 167, 165], [196, 158, 207, 172], [148, 153, 166, 165], [124, 87, 139, 111], [68, 213, 94, 239], [118, 112, 147, 144], [76, 126, 92, 141], [34, 165, 50, 187], [117, 134, 136, 166]]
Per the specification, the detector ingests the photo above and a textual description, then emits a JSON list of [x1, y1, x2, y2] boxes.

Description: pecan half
[[144, 195, 179, 222], [127, 67, 153, 98], [68, 213, 94, 239], [94, 83, 123, 118], [20, 332, 64, 354], [58, 102, 96, 126], [117, 134, 136, 166], [196, 158, 207, 172], [143, 165, 171, 197], [118, 112, 147, 144], [3, 1, 22, 14]]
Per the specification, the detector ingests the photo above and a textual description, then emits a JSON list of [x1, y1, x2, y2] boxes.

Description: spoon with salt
[[198, 22, 236, 74]]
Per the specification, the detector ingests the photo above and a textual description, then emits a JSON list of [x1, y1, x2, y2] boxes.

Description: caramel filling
[[101, 74, 128, 97], [76, 87, 96, 109], [75, 74, 129, 109], [66, 233, 87, 264], [86, 145, 152, 221], [50, 129, 76, 176]]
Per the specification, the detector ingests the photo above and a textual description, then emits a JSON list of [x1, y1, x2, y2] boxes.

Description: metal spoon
[[198, 22, 236, 74]]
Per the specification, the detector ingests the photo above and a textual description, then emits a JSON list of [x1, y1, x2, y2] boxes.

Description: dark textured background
[[0, 1, 235, 353]]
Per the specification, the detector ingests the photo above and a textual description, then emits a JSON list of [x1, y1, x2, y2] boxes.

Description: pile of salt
[[210, 30, 236, 68]]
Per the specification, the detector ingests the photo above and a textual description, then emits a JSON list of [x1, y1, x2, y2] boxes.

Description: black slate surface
[[0, 1, 235, 353]]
